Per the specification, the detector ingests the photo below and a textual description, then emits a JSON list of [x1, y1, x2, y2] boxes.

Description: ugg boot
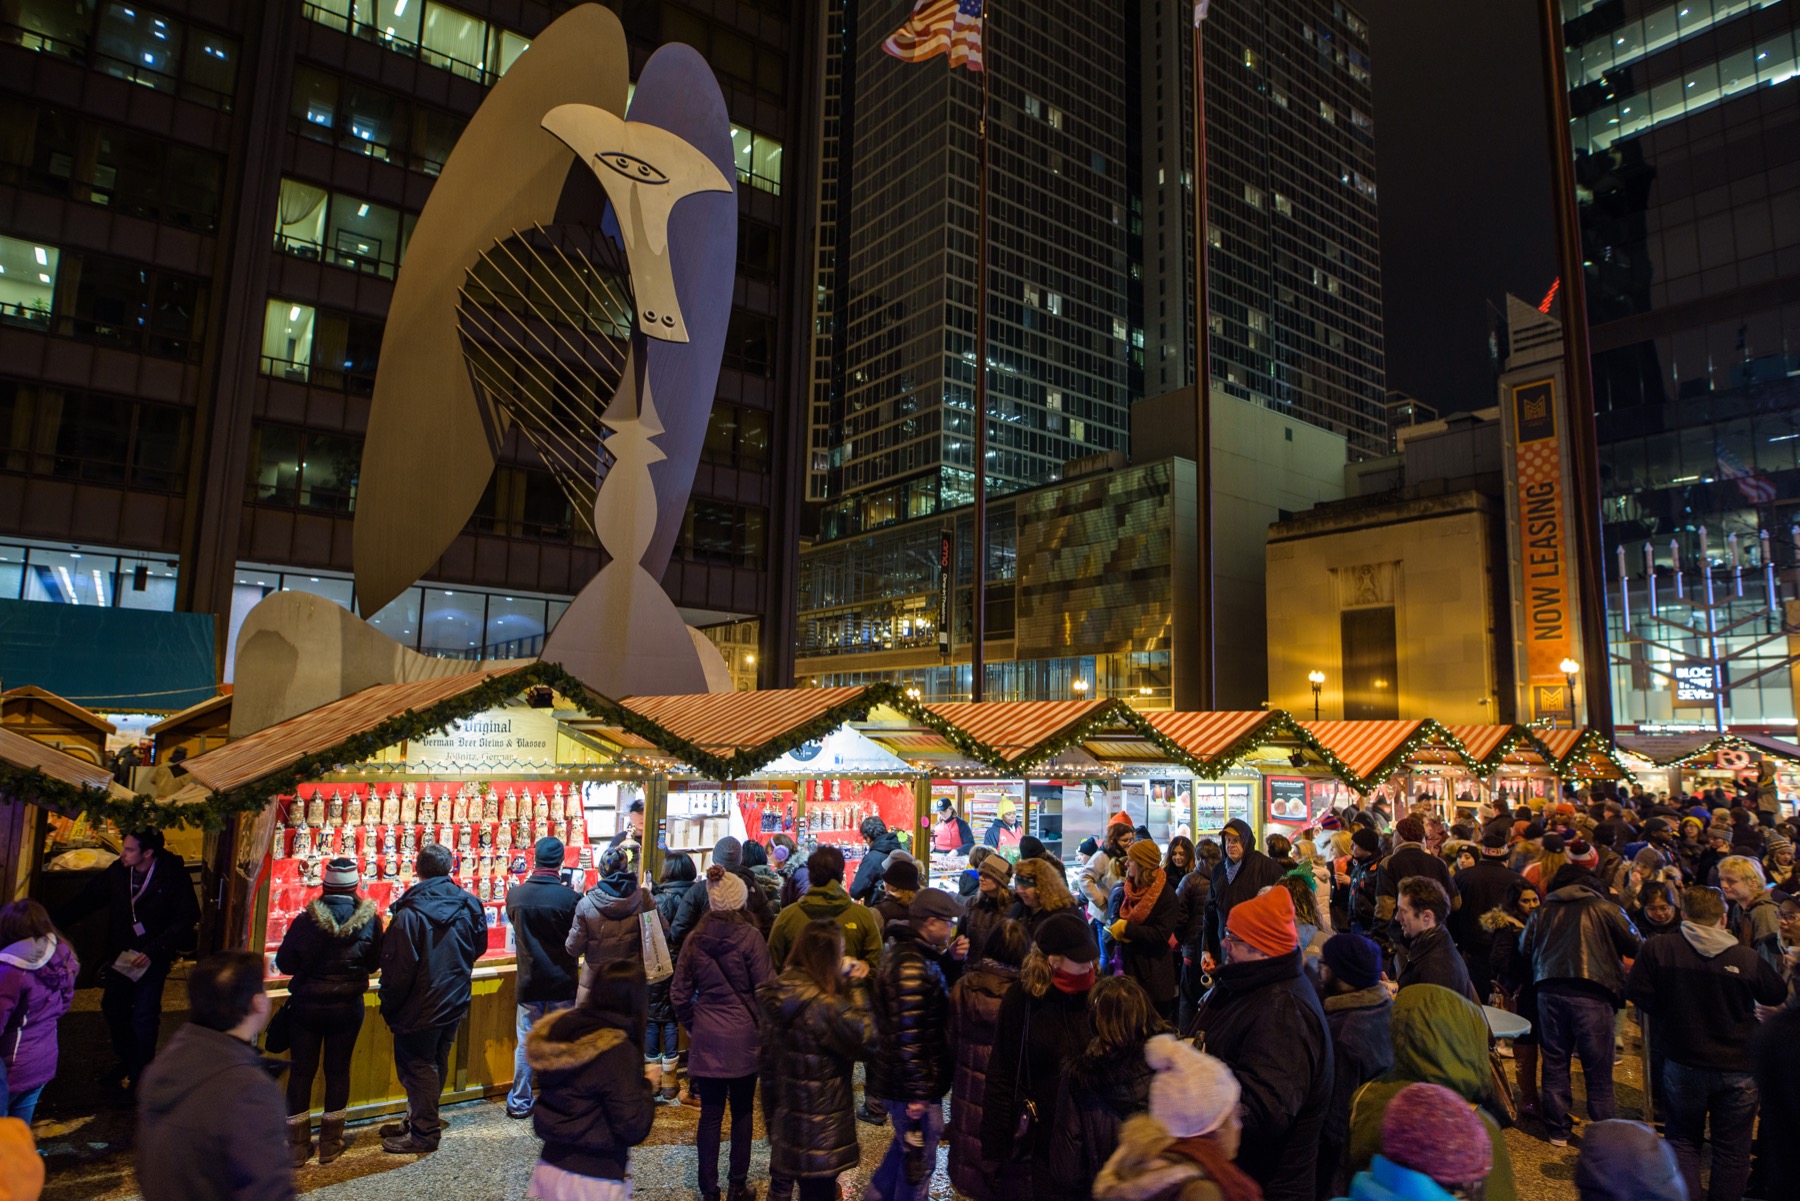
[[660, 1055, 681, 1102], [1515, 1042, 1541, 1115], [317, 1110, 348, 1165], [288, 1114, 314, 1168]]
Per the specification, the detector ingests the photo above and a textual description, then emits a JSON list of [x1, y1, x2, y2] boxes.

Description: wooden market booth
[[148, 691, 234, 764], [1614, 729, 1800, 816], [1, 684, 116, 765], [175, 664, 657, 1120]]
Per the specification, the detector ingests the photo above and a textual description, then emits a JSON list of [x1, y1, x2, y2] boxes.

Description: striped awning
[[181, 668, 527, 794], [1442, 724, 1517, 765], [0, 724, 137, 801], [1297, 719, 1428, 787], [1616, 731, 1800, 767], [922, 699, 1121, 767], [1534, 727, 1584, 763], [1534, 726, 1633, 781], [613, 686, 901, 778], [1133, 710, 1287, 773]]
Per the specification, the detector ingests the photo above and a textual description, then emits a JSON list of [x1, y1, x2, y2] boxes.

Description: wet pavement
[[35, 1003, 1662, 1201]]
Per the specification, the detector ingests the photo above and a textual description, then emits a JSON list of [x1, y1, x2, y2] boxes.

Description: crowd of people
[[1, 787, 1797, 1201]]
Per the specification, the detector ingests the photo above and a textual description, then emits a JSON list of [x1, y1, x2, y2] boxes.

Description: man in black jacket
[[1451, 829, 1524, 999], [1393, 876, 1476, 1001], [850, 817, 902, 904], [61, 826, 200, 1091], [503, 836, 581, 1119], [1203, 817, 1283, 964], [1190, 884, 1332, 1201], [1375, 815, 1458, 945], [1628, 886, 1785, 1201], [1521, 863, 1640, 1147], [378, 843, 486, 1153], [671, 836, 773, 942], [868, 888, 963, 1201]]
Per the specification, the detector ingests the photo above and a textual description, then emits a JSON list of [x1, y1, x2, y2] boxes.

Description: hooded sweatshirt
[[1346, 984, 1516, 1201], [0, 934, 78, 1095], [135, 1023, 294, 1201], [1203, 819, 1283, 960], [1625, 920, 1786, 1072]]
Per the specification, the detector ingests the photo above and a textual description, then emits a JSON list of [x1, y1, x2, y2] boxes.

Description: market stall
[[175, 664, 653, 1120], [148, 692, 233, 764], [1615, 730, 1800, 815]]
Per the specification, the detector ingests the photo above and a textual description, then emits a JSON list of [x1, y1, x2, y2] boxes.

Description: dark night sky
[[1353, 0, 1561, 416]]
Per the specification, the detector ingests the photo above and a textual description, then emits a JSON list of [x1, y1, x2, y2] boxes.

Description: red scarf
[[1121, 868, 1166, 924], [1165, 1134, 1263, 1201], [1051, 963, 1095, 993]]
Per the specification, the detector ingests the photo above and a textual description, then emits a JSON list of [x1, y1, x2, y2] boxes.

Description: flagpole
[[971, 3, 991, 703], [1191, 5, 1216, 709]]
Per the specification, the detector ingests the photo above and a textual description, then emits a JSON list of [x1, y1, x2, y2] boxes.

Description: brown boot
[[288, 1114, 314, 1168], [318, 1111, 348, 1165], [1516, 1041, 1541, 1115]]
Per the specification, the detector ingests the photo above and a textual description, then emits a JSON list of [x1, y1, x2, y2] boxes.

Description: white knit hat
[[1145, 1034, 1240, 1138], [706, 864, 748, 911]]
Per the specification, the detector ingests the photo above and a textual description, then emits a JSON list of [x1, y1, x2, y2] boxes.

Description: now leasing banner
[[1505, 373, 1584, 723]]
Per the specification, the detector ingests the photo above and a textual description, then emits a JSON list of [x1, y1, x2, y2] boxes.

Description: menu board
[[1265, 777, 1311, 826]]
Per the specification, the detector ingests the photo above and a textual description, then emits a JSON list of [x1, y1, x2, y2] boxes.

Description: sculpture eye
[[599, 151, 669, 185]]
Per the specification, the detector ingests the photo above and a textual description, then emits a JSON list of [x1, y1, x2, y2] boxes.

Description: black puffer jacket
[[567, 872, 657, 994], [275, 894, 383, 1006], [960, 890, 1012, 969], [647, 879, 693, 1023], [1521, 875, 1641, 1002], [1047, 1043, 1154, 1201], [377, 875, 486, 1034], [867, 924, 954, 1102], [849, 830, 903, 903], [758, 969, 875, 1180], [980, 978, 1093, 1164], [526, 976, 656, 1181], [1174, 868, 1211, 966], [1189, 947, 1334, 1201], [946, 960, 1018, 1201]]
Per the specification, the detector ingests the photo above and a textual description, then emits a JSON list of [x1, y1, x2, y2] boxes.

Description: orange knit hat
[[1226, 885, 1299, 957]]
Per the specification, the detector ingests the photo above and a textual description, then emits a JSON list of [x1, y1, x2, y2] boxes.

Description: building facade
[[1562, 0, 1800, 731], [0, 0, 815, 691], [1138, 0, 1387, 457]]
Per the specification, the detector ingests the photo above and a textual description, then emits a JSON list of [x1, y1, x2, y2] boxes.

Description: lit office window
[[261, 300, 317, 381], [731, 127, 783, 195], [0, 236, 59, 329], [95, 3, 182, 93], [496, 29, 530, 76], [420, 3, 488, 82], [274, 180, 329, 259]]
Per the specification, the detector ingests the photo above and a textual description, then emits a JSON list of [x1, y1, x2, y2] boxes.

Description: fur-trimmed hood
[[1480, 907, 1524, 933], [525, 1008, 630, 1073], [1323, 983, 1391, 1014], [1094, 1114, 1226, 1201], [304, 896, 378, 939]]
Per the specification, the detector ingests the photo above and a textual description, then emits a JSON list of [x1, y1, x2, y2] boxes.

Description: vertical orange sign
[[1513, 377, 1576, 718]]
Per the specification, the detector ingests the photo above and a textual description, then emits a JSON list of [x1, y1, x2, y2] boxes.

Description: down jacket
[[526, 974, 656, 1182], [1111, 872, 1181, 1006], [274, 895, 383, 1007], [671, 913, 772, 1079], [758, 969, 875, 1180], [946, 959, 1019, 1201], [647, 879, 694, 1024], [0, 934, 78, 1096], [567, 872, 658, 994], [867, 924, 954, 1102], [377, 875, 485, 1035]]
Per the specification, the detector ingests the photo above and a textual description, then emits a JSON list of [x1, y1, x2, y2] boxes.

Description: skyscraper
[[0, 1, 816, 688], [815, 0, 1132, 540], [1563, 0, 1800, 729], [1139, 0, 1387, 458]]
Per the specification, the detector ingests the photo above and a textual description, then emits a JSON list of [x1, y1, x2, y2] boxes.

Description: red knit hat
[[1226, 885, 1298, 957]]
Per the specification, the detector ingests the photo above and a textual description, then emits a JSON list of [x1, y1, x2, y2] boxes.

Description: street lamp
[[1072, 677, 1090, 697], [1559, 657, 1581, 728], [1307, 670, 1325, 721]]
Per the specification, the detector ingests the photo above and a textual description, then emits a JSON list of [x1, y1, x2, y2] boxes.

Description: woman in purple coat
[[673, 865, 774, 1201], [0, 899, 79, 1123]]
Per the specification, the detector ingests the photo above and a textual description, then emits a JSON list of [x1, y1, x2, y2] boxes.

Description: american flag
[[1717, 445, 1778, 504], [884, 0, 985, 71]]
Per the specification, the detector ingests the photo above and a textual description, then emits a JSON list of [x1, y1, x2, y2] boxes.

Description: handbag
[[640, 910, 674, 985], [1486, 1045, 1519, 1128], [1010, 996, 1037, 1153], [263, 1000, 295, 1055]]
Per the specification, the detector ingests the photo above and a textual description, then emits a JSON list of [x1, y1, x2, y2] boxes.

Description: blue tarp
[[0, 600, 217, 712]]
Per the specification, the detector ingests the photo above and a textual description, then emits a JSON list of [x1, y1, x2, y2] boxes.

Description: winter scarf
[[1122, 869, 1167, 924]]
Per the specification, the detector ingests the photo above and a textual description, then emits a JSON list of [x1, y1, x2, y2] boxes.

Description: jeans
[[510, 1000, 573, 1115], [1662, 1061, 1759, 1201], [392, 1021, 460, 1147], [101, 958, 171, 1084], [7, 1084, 44, 1125], [695, 1074, 757, 1196], [1537, 991, 1617, 1139], [644, 1020, 680, 1062], [865, 1098, 944, 1201], [286, 1000, 365, 1118]]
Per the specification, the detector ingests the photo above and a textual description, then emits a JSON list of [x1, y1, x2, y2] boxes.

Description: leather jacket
[[1520, 879, 1641, 1002]]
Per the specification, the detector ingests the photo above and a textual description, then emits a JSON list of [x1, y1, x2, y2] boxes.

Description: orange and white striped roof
[[924, 699, 1114, 764], [1298, 719, 1427, 783], [1534, 727, 1585, 763], [620, 687, 874, 756], [1442, 724, 1517, 764], [1137, 710, 1282, 768], [181, 669, 522, 794]]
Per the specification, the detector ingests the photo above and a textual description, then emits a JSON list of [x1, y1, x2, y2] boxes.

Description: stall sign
[[1266, 777, 1311, 825], [404, 702, 560, 768]]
